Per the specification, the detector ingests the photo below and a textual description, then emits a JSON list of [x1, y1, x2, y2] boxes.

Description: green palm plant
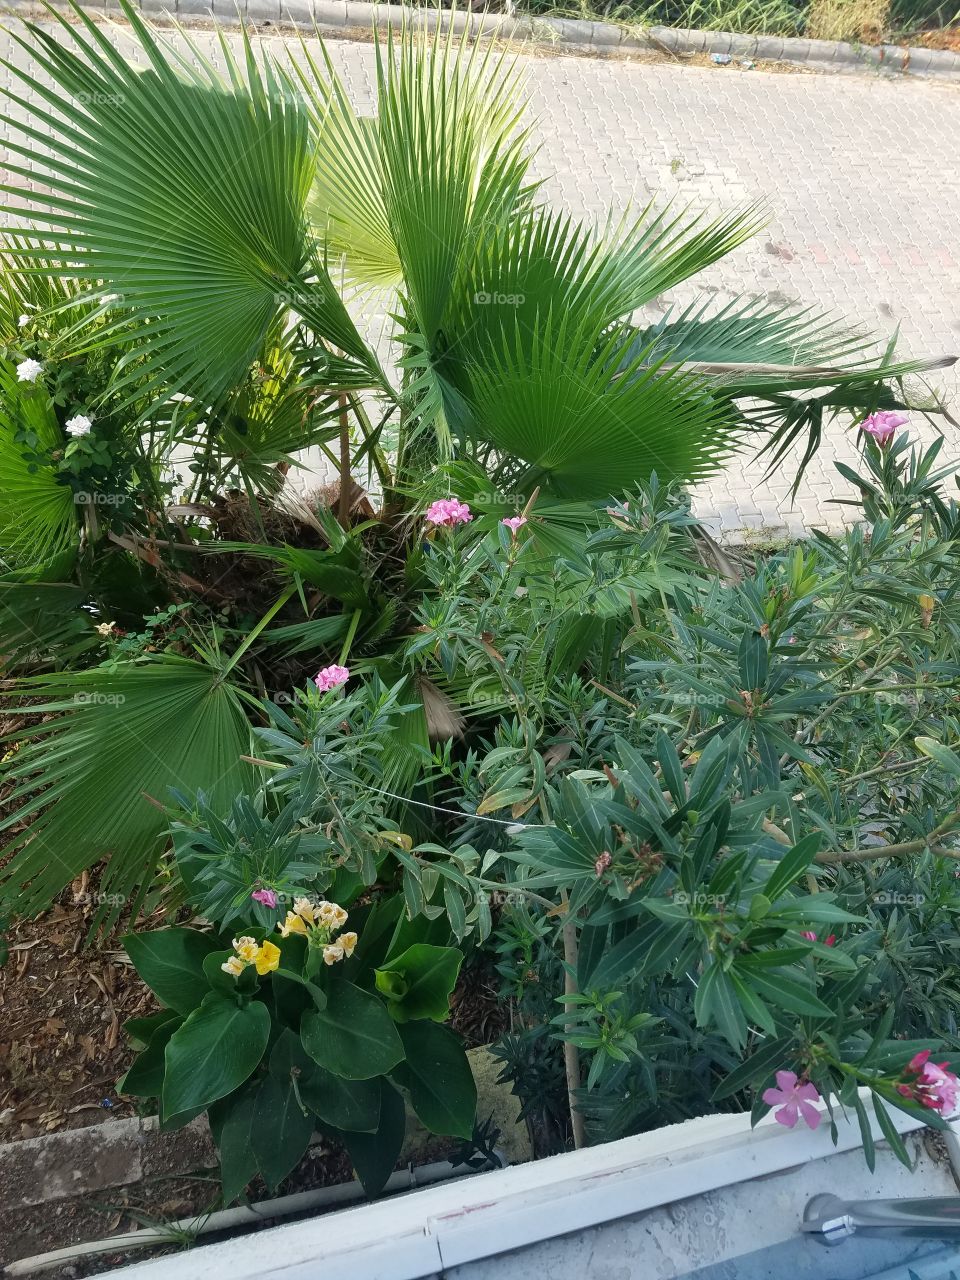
[[1, 1, 946, 504]]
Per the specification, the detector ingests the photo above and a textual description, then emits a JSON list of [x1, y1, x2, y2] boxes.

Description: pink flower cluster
[[251, 888, 278, 908], [860, 410, 908, 446], [425, 497, 473, 527], [801, 931, 836, 945], [897, 1050, 960, 1115], [762, 1070, 822, 1130], [314, 664, 350, 692]]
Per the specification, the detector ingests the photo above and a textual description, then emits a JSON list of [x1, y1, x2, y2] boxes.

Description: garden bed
[[2, 5, 960, 1278]]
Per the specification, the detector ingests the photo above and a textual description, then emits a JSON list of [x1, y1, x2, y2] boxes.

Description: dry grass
[[805, 0, 890, 39]]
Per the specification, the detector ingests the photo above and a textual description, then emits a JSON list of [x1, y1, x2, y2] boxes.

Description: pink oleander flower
[[860, 410, 908, 446], [314, 664, 350, 693], [425, 497, 473, 528], [899, 1049, 960, 1115], [801, 931, 836, 946], [251, 888, 278, 908], [762, 1070, 822, 1129], [502, 515, 527, 536]]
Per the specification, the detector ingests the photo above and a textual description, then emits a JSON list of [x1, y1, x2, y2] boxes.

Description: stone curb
[[19, 0, 959, 83], [0, 1114, 217, 1210], [0, 1049, 528, 1212]]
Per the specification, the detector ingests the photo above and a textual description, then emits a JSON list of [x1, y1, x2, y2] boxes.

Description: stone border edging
[[70, 0, 960, 82]]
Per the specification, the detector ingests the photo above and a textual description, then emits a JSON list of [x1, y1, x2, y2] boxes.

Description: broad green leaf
[[252, 1032, 316, 1191], [118, 1017, 181, 1097], [339, 1080, 406, 1197], [301, 979, 404, 1080], [871, 1092, 913, 1169], [123, 929, 219, 1015], [391, 1020, 476, 1139], [163, 995, 270, 1123], [299, 1068, 381, 1133], [210, 1084, 260, 1206], [124, 1009, 181, 1051], [374, 944, 463, 1024]]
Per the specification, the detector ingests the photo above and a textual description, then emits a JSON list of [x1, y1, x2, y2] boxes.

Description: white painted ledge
[[105, 1091, 938, 1280]]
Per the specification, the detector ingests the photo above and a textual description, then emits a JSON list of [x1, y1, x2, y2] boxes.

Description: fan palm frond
[[0, 2, 386, 408], [0, 653, 254, 927], [0, 362, 78, 576]]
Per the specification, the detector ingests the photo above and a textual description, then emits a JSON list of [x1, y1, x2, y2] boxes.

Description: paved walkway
[[2, 20, 959, 539]]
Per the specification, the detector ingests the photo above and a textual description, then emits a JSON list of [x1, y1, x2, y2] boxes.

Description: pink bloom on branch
[[502, 515, 527, 536], [801, 931, 836, 945], [762, 1070, 822, 1129], [425, 497, 473, 528], [314, 664, 350, 692], [251, 888, 278, 908], [800, 931, 817, 942], [901, 1049, 960, 1115], [860, 410, 908, 445]]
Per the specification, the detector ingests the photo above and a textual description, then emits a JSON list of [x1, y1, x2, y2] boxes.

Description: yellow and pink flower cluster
[[279, 897, 358, 966]]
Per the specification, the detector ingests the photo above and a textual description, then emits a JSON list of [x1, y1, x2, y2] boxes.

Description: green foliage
[[0, 654, 254, 928], [0, 0, 958, 1194], [122, 893, 475, 1199]]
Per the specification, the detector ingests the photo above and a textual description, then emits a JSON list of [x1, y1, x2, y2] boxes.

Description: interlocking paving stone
[[2, 18, 958, 539]]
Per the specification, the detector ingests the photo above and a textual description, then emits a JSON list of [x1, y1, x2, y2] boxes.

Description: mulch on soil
[[1, 875, 158, 1142]]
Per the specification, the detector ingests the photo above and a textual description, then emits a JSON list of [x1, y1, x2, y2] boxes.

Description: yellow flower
[[254, 940, 281, 975], [233, 935, 259, 964], [322, 942, 345, 966], [280, 911, 307, 938], [294, 896, 317, 923], [317, 901, 347, 929], [221, 955, 246, 977], [338, 931, 358, 958]]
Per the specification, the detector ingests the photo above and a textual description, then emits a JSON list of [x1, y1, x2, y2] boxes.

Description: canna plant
[[120, 777, 476, 1200]]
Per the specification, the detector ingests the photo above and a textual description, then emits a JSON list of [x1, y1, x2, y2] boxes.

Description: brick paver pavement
[[2, 20, 958, 539]]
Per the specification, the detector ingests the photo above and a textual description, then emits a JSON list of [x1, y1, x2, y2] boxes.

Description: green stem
[[220, 585, 296, 680]]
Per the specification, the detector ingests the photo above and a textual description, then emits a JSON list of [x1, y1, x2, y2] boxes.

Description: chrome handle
[[803, 1193, 960, 1246]]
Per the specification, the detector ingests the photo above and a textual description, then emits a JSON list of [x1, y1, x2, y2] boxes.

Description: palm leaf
[[0, 581, 96, 668], [464, 307, 737, 496], [0, 361, 78, 575], [0, 1, 385, 408], [0, 654, 254, 927]]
